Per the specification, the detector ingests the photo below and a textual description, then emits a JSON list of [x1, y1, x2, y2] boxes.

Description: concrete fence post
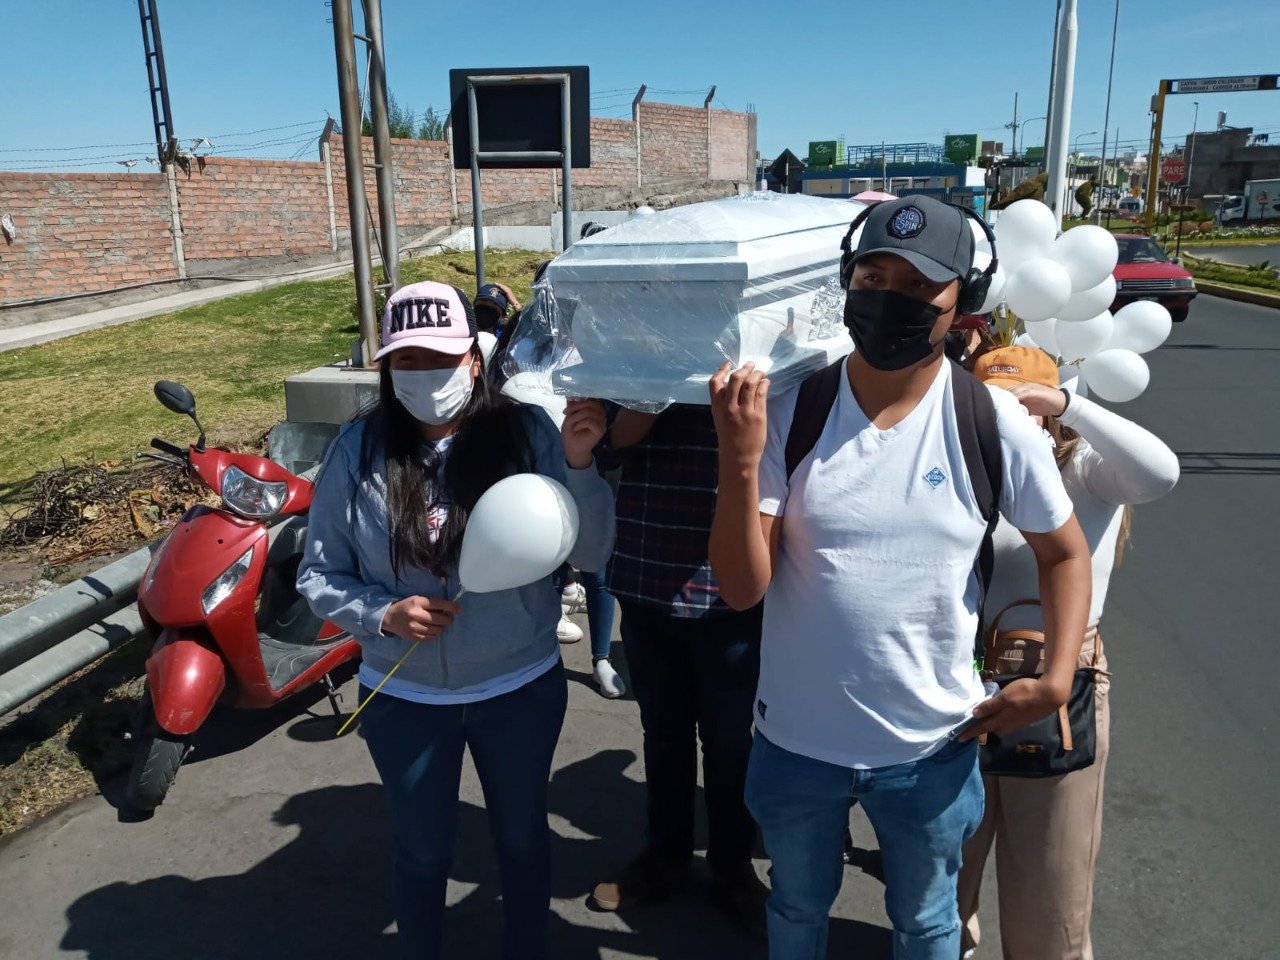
[[321, 138, 339, 254], [164, 164, 187, 280], [633, 85, 646, 189]]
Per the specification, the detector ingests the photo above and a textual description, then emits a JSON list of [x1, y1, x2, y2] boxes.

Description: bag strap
[[983, 598, 1043, 673], [784, 357, 846, 480], [950, 360, 1004, 661]]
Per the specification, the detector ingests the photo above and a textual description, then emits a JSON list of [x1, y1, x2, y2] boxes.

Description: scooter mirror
[[155, 380, 196, 416]]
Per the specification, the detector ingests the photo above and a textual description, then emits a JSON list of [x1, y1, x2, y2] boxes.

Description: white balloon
[[994, 200, 1058, 270], [1059, 364, 1081, 392], [1013, 332, 1039, 348], [1052, 225, 1120, 292], [977, 264, 1007, 314], [1109, 300, 1173, 354], [1055, 310, 1114, 362], [477, 331, 498, 369], [457, 474, 579, 594], [1080, 349, 1150, 402], [501, 373, 566, 428], [970, 217, 994, 258], [1056, 275, 1117, 323], [1022, 318, 1060, 357], [1004, 258, 1073, 322]]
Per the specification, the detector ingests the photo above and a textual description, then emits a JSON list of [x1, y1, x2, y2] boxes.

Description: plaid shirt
[[605, 404, 729, 618]]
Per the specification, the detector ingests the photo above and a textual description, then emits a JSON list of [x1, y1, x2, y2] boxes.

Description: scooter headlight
[[221, 465, 288, 519], [201, 547, 255, 615]]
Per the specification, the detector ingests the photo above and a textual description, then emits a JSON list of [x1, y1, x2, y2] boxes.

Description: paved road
[[0, 294, 1276, 958], [1190, 243, 1280, 269]]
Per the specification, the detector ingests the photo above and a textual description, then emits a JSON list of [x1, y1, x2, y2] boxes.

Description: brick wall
[[639, 102, 708, 184], [0, 100, 756, 305], [710, 109, 754, 182], [177, 157, 331, 260], [0, 173, 175, 303]]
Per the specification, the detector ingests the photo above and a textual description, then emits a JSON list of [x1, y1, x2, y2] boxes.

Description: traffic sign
[[1161, 157, 1186, 184]]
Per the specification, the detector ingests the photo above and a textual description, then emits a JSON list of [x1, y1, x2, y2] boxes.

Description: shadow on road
[[62, 748, 890, 959]]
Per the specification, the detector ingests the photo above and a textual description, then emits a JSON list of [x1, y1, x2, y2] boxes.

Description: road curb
[[1194, 280, 1280, 310]]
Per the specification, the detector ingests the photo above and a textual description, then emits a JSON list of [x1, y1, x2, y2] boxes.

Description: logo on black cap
[[888, 206, 926, 239]]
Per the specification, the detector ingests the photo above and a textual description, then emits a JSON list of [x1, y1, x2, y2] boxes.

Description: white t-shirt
[[756, 358, 1074, 769]]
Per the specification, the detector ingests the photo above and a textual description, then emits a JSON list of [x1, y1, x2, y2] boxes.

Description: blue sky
[[2, 0, 1278, 172]]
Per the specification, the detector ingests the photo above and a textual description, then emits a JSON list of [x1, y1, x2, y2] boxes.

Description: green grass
[[0, 249, 551, 492], [1183, 254, 1280, 293]]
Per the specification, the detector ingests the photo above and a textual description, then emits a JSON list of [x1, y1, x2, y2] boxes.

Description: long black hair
[[358, 347, 536, 579]]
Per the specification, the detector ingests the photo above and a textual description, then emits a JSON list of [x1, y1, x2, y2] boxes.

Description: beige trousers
[[956, 636, 1110, 960]]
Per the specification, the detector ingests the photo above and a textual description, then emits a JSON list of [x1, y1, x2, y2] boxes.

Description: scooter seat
[[258, 633, 345, 691]]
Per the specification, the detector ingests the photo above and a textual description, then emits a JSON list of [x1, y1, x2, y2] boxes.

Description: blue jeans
[[359, 663, 568, 960], [746, 731, 983, 960], [579, 568, 616, 660]]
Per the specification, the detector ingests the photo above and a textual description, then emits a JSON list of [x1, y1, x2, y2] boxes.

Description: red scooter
[[127, 380, 359, 811]]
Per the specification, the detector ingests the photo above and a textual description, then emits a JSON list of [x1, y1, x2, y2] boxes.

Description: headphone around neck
[[839, 200, 999, 317]]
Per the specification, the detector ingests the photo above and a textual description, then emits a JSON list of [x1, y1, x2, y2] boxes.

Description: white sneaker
[[561, 582, 586, 607], [556, 617, 583, 644], [593, 658, 626, 699]]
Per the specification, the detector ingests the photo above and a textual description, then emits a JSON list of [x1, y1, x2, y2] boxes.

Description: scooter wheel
[[126, 687, 191, 812]]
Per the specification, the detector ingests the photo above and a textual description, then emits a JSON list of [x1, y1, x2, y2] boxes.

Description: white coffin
[[538, 194, 860, 405]]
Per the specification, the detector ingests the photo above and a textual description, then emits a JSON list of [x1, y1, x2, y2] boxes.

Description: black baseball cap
[[851, 196, 975, 282], [474, 283, 511, 315]]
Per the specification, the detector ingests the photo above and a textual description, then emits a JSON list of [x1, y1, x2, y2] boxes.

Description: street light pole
[[1044, 0, 1078, 227]]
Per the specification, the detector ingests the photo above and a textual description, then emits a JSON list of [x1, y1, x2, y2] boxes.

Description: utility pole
[[136, 0, 177, 164], [1044, 0, 1078, 227], [1006, 92, 1020, 157], [331, 0, 379, 366], [1097, 0, 1120, 223], [363, 0, 401, 294]]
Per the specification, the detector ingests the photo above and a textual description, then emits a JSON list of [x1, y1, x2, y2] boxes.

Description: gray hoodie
[[297, 406, 614, 690]]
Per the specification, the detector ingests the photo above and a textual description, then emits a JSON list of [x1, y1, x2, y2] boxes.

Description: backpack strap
[[784, 357, 846, 480], [949, 359, 1004, 661]]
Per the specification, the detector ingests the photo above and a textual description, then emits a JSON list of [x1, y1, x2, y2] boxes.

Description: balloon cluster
[[978, 200, 1171, 403]]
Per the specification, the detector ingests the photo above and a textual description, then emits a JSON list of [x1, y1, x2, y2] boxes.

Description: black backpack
[[783, 357, 1004, 657]]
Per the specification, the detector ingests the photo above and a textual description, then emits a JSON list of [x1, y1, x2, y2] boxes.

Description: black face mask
[[843, 288, 946, 371]]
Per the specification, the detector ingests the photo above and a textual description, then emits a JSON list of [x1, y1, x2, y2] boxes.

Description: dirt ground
[[0, 454, 237, 835]]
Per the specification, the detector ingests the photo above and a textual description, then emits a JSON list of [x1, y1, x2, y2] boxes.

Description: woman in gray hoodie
[[298, 280, 615, 960]]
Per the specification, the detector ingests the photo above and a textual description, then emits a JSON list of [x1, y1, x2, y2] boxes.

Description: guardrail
[[0, 545, 155, 716]]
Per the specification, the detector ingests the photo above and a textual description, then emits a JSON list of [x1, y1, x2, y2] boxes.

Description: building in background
[[1182, 126, 1280, 201], [797, 141, 988, 212]]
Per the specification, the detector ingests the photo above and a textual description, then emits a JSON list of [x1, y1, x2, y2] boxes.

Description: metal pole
[[1044, 0, 1062, 159], [561, 76, 574, 253], [882, 141, 888, 192], [332, 0, 379, 366], [1144, 81, 1169, 235], [1097, 0, 1120, 223], [363, 0, 400, 293], [467, 80, 486, 287], [1186, 100, 1200, 202], [1044, 0, 1078, 228]]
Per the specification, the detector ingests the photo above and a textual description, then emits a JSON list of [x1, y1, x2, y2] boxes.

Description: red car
[[1112, 234, 1197, 322]]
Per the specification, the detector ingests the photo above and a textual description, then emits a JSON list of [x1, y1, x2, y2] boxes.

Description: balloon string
[[335, 589, 468, 737]]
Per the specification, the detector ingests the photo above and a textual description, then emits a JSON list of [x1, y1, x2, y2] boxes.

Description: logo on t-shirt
[[924, 466, 947, 488], [757, 699, 768, 720]]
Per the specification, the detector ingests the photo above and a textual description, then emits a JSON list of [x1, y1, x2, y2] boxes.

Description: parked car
[[1112, 234, 1197, 322]]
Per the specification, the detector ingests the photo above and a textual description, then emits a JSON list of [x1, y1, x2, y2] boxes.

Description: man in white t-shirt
[[707, 197, 1092, 960]]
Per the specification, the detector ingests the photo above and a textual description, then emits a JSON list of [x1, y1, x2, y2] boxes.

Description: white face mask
[[391, 364, 474, 425]]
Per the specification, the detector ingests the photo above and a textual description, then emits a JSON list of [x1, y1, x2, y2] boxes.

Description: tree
[[362, 92, 417, 139], [418, 105, 447, 141]]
